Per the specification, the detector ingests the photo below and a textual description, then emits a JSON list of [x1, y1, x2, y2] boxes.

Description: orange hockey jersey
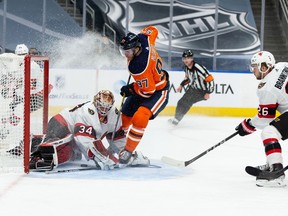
[[128, 26, 168, 98]]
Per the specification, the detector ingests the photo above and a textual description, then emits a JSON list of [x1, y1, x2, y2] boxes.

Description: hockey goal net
[[0, 53, 49, 174]]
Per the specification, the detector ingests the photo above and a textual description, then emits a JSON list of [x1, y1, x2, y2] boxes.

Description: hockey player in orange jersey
[[118, 26, 170, 165]]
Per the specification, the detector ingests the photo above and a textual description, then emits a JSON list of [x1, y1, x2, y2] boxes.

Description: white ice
[[1, 115, 288, 216]]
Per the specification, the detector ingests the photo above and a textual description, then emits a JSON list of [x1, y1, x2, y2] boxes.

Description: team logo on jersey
[[258, 82, 266, 89], [88, 108, 95, 115]]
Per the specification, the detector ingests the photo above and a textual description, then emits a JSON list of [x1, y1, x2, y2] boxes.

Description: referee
[[169, 49, 215, 125]]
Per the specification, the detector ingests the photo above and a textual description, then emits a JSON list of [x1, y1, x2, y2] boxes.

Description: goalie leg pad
[[31, 134, 45, 152], [29, 134, 76, 170]]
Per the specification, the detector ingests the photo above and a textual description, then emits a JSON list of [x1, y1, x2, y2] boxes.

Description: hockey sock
[[125, 106, 152, 152]]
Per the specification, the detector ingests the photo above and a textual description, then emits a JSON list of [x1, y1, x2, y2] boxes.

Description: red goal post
[[24, 56, 49, 173]]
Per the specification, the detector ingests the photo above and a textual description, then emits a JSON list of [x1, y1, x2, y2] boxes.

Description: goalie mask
[[93, 90, 115, 116]]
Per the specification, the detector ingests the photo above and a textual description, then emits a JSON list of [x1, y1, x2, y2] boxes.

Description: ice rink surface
[[1, 115, 288, 216]]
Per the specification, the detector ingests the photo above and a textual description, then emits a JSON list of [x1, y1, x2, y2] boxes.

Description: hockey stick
[[45, 163, 161, 174], [45, 165, 99, 174], [111, 75, 131, 143], [161, 131, 239, 167]]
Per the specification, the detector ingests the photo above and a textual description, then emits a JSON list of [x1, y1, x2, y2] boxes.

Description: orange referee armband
[[204, 75, 214, 82]]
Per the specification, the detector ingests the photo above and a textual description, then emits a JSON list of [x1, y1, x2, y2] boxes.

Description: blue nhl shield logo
[[109, 0, 260, 55]]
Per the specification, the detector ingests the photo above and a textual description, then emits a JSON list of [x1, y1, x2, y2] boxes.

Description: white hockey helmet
[[15, 44, 29, 55], [93, 90, 115, 116], [250, 51, 275, 73]]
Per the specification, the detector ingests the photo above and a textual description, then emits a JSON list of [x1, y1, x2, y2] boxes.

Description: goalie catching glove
[[236, 118, 256, 136]]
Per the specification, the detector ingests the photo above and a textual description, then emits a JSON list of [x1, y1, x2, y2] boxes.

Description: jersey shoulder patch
[[88, 108, 95, 115]]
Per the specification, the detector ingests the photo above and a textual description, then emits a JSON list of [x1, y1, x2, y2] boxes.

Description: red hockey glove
[[236, 118, 256, 136], [120, 83, 135, 97]]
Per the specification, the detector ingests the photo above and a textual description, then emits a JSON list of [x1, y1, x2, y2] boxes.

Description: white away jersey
[[59, 102, 125, 155], [251, 62, 288, 129]]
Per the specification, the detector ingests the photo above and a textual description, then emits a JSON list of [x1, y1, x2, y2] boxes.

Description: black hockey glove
[[236, 118, 256, 136], [120, 83, 135, 97]]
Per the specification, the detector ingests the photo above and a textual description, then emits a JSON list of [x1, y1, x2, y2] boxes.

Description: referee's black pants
[[175, 87, 206, 122]]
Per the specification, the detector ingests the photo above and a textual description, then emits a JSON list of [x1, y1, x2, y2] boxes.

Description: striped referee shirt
[[181, 62, 214, 93]]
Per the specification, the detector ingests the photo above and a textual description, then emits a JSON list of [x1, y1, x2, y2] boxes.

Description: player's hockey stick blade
[[161, 156, 185, 167], [246, 165, 288, 178], [245, 166, 264, 177], [257, 165, 288, 180]]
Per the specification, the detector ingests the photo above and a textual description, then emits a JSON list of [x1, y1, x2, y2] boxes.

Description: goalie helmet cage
[[0, 54, 49, 174]]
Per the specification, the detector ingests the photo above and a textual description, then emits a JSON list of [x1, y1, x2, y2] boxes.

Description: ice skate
[[168, 118, 179, 126], [256, 163, 286, 187], [130, 151, 150, 167]]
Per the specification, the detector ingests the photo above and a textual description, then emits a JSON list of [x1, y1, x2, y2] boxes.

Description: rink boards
[[48, 69, 260, 117]]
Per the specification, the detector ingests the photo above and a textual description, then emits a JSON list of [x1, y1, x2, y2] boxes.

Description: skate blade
[[256, 178, 286, 188]]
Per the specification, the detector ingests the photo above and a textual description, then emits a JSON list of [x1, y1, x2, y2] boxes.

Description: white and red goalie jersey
[[59, 101, 126, 159], [251, 62, 288, 129]]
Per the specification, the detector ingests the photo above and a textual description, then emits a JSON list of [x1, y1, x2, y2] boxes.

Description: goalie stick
[[45, 165, 99, 174], [45, 163, 161, 174], [161, 131, 239, 167]]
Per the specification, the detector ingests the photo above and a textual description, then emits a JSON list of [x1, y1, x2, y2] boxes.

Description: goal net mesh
[[0, 53, 49, 173]]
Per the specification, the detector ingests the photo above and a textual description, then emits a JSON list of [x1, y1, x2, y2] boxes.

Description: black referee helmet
[[182, 49, 193, 58]]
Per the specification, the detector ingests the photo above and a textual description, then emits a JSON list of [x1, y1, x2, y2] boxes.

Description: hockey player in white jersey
[[29, 90, 150, 171], [235, 51, 288, 187], [0, 44, 53, 155]]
